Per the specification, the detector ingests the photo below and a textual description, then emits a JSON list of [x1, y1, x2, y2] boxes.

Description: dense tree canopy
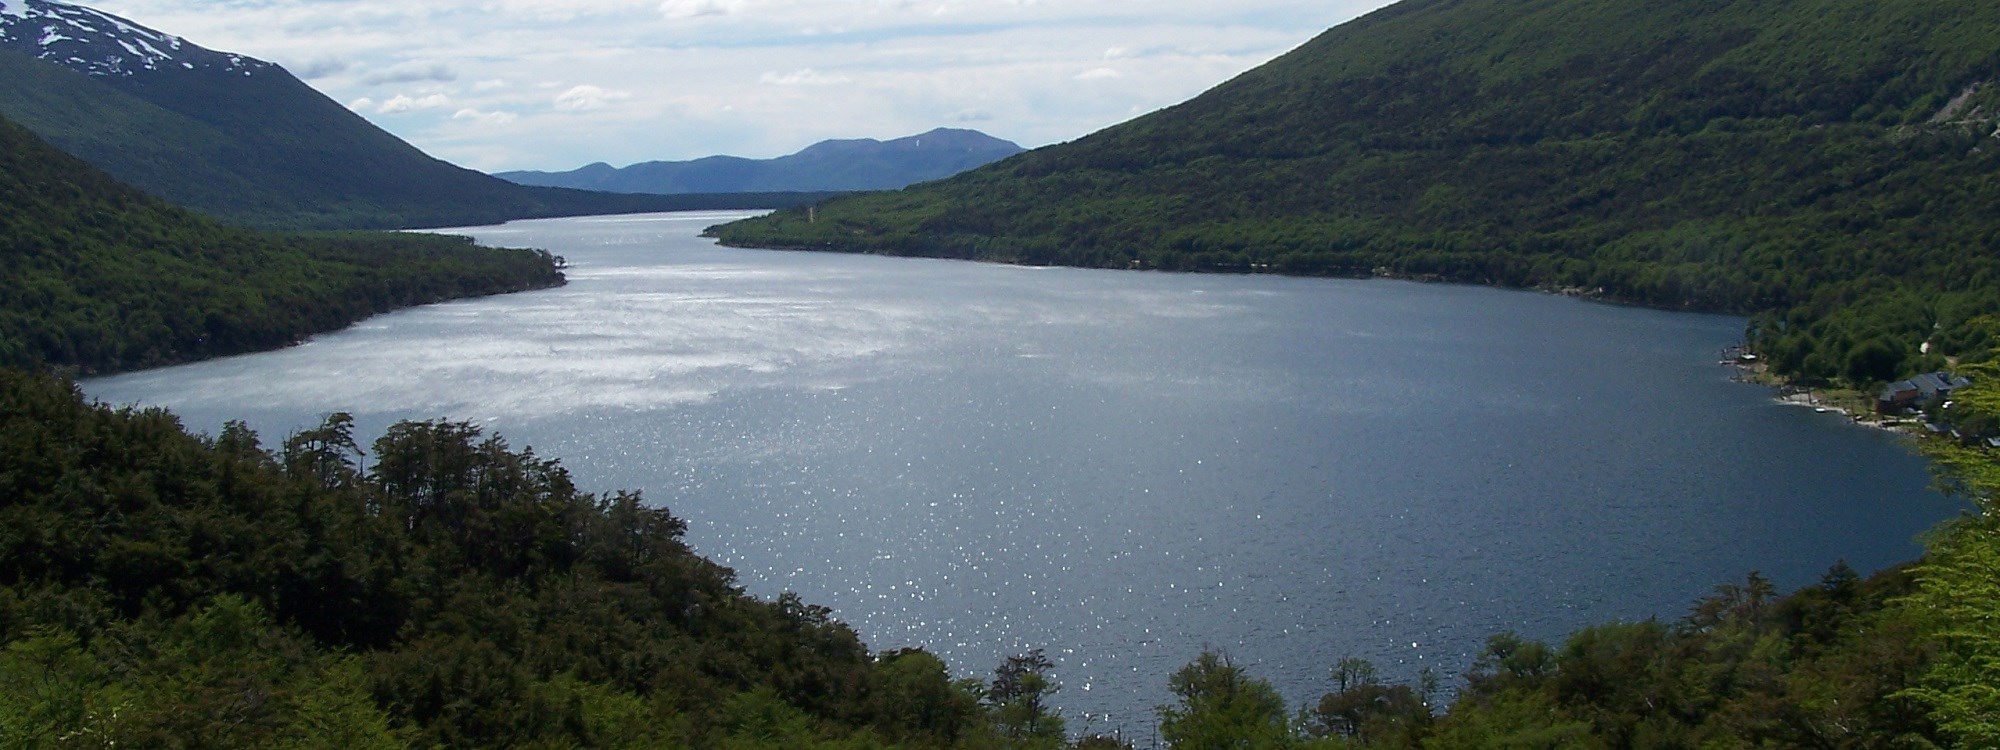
[[0, 370, 1006, 748]]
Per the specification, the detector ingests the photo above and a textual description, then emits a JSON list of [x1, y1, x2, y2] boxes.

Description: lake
[[85, 211, 1957, 734]]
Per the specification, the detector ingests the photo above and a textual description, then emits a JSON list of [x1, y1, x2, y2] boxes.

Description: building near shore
[[1877, 372, 1972, 414]]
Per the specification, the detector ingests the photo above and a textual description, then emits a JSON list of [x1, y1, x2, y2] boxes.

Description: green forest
[[712, 0, 2000, 387], [0, 112, 564, 374]]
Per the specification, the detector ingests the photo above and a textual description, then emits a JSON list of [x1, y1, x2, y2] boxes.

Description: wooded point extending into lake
[[0, 113, 566, 374]]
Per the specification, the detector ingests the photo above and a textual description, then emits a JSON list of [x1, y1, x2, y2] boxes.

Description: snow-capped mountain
[[0, 0, 773, 228], [0, 0, 268, 78]]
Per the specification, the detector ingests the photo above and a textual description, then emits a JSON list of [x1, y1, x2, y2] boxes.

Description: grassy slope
[[715, 0, 2000, 384]]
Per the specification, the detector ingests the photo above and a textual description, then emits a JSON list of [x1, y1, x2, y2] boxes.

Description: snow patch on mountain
[[0, 0, 269, 78]]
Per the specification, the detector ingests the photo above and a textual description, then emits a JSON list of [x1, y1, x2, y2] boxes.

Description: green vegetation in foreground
[[712, 0, 2000, 386], [0, 111, 564, 374], [9, 367, 2000, 748], [0, 370, 983, 749]]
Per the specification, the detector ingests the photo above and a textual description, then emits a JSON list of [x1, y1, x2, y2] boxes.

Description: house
[[1876, 371, 1972, 414], [1912, 371, 1972, 399], [1877, 381, 1922, 413]]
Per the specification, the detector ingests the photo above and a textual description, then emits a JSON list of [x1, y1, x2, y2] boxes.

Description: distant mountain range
[[497, 128, 1025, 194], [0, 0, 820, 229]]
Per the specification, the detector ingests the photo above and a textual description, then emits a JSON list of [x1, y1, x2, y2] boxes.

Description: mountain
[[0, 0, 815, 229], [0, 107, 565, 374], [713, 0, 2000, 386], [498, 128, 1026, 194]]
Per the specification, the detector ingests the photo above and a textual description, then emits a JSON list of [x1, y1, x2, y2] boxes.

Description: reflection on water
[[87, 211, 1955, 729]]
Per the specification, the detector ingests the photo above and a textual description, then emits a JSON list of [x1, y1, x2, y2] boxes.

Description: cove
[[84, 211, 1956, 732]]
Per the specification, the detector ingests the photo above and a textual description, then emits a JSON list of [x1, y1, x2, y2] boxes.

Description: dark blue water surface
[[85, 211, 1956, 733]]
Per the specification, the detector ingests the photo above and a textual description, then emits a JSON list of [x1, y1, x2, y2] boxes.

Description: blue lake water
[[85, 211, 1957, 733]]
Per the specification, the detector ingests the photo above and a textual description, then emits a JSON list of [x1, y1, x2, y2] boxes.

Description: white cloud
[[289, 56, 349, 79], [759, 68, 850, 86], [378, 93, 453, 113], [479, 0, 659, 22], [363, 62, 457, 85], [658, 0, 742, 19], [86, 0, 1398, 170], [554, 84, 631, 110], [453, 107, 520, 124]]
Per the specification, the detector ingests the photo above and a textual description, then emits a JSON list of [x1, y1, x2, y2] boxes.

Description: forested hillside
[[0, 111, 563, 374], [714, 0, 2000, 386]]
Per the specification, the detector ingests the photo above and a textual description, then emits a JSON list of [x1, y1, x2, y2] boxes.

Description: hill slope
[[499, 128, 1025, 194], [0, 0, 808, 229], [0, 109, 568, 374], [714, 0, 2000, 384]]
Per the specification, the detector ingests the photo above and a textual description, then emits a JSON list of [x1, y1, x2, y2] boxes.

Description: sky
[[86, 0, 1394, 172]]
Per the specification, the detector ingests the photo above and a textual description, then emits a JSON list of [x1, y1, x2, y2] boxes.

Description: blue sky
[[89, 0, 1394, 172]]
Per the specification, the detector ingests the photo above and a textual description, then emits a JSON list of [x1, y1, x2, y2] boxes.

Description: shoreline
[[1724, 356, 1928, 436]]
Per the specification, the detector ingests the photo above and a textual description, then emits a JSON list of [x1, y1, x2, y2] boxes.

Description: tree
[[988, 649, 1065, 746], [282, 412, 363, 489], [1307, 657, 1432, 744], [1461, 632, 1555, 700], [1844, 338, 1904, 385], [1156, 651, 1293, 750], [870, 649, 984, 746]]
